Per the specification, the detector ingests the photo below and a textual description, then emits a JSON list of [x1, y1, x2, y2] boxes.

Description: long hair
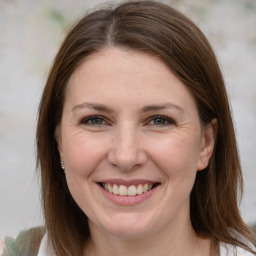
[[36, 1, 256, 255]]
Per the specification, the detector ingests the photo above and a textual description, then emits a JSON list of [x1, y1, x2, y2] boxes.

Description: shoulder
[[37, 233, 54, 256], [220, 242, 256, 256], [1, 227, 45, 256]]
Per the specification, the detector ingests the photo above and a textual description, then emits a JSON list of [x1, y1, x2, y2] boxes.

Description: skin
[[56, 47, 217, 256]]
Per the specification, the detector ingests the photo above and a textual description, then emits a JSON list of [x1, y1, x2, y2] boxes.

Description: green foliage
[[46, 8, 68, 31], [243, 0, 256, 11], [2, 237, 15, 256], [1, 227, 44, 256]]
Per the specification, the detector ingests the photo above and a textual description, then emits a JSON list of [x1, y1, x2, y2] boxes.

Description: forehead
[[67, 47, 171, 88], [65, 47, 196, 112]]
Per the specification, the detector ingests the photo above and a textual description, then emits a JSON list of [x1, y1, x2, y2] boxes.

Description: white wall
[[0, 0, 255, 239]]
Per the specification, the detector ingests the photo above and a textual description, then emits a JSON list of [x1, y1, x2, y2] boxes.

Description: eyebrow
[[72, 102, 184, 113], [72, 102, 114, 113], [141, 103, 184, 113]]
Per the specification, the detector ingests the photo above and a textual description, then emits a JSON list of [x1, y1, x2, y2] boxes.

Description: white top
[[38, 234, 53, 256], [219, 242, 255, 255], [38, 234, 256, 256]]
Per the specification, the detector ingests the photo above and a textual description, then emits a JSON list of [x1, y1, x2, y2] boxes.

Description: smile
[[98, 179, 161, 206], [101, 183, 154, 196]]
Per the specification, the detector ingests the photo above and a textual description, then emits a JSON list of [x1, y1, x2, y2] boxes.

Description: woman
[[3, 1, 256, 256]]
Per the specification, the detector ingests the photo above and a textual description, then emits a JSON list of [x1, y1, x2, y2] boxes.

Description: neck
[[84, 217, 211, 256]]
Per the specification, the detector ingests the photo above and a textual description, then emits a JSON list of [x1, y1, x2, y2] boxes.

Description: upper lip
[[98, 179, 160, 186]]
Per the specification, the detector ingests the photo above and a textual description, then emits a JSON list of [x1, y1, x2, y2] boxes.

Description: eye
[[148, 115, 175, 126], [80, 115, 107, 126]]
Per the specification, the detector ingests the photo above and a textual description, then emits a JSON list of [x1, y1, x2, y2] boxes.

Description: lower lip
[[98, 184, 157, 206]]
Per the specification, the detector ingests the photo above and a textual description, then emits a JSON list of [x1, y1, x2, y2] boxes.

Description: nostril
[[107, 148, 148, 171]]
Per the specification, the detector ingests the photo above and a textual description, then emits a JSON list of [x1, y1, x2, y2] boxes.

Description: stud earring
[[60, 161, 65, 170]]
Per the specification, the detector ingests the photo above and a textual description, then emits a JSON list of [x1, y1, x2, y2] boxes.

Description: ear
[[55, 125, 64, 160], [197, 118, 218, 171]]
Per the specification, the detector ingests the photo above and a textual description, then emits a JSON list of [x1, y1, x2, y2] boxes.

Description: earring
[[60, 161, 65, 170]]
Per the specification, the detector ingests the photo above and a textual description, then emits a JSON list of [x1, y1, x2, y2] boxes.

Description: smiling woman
[[56, 48, 215, 242], [3, 1, 255, 256]]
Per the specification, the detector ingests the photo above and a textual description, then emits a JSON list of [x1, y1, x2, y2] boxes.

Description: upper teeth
[[103, 183, 153, 196]]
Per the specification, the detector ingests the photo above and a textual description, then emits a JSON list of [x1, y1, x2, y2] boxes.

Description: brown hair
[[36, 1, 256, 255]]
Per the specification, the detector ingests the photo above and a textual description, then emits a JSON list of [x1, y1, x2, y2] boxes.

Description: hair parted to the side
[[36, 1, 256, 255]]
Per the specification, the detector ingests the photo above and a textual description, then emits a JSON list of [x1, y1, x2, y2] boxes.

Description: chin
[[98, 213, 156, 239], [107, 225, 152, 239]]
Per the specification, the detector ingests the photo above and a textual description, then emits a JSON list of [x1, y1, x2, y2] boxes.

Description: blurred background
[[0, 0, 256, 239]]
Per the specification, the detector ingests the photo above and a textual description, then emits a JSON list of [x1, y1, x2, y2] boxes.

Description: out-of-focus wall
[[0, 0, 255, 238]]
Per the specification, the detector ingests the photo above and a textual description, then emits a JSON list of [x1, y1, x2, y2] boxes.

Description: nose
[[107, 126, 148, 171]]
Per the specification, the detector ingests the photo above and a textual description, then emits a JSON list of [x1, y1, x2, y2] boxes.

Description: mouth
[[99, 182, 160, 197]]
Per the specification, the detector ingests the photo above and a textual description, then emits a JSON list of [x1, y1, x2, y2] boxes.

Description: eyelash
[[79, 115, 107, 126], [147, 115, 175, 127], [79, 115, 175, 127]]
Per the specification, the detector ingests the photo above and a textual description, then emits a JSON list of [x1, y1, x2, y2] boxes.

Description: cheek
[[62, 133, 108, 177], [150, 135, 200, 176], [151, 137, 200, 210]]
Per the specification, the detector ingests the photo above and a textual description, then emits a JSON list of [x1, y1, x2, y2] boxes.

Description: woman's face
[[56, 48, 215, 239]]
